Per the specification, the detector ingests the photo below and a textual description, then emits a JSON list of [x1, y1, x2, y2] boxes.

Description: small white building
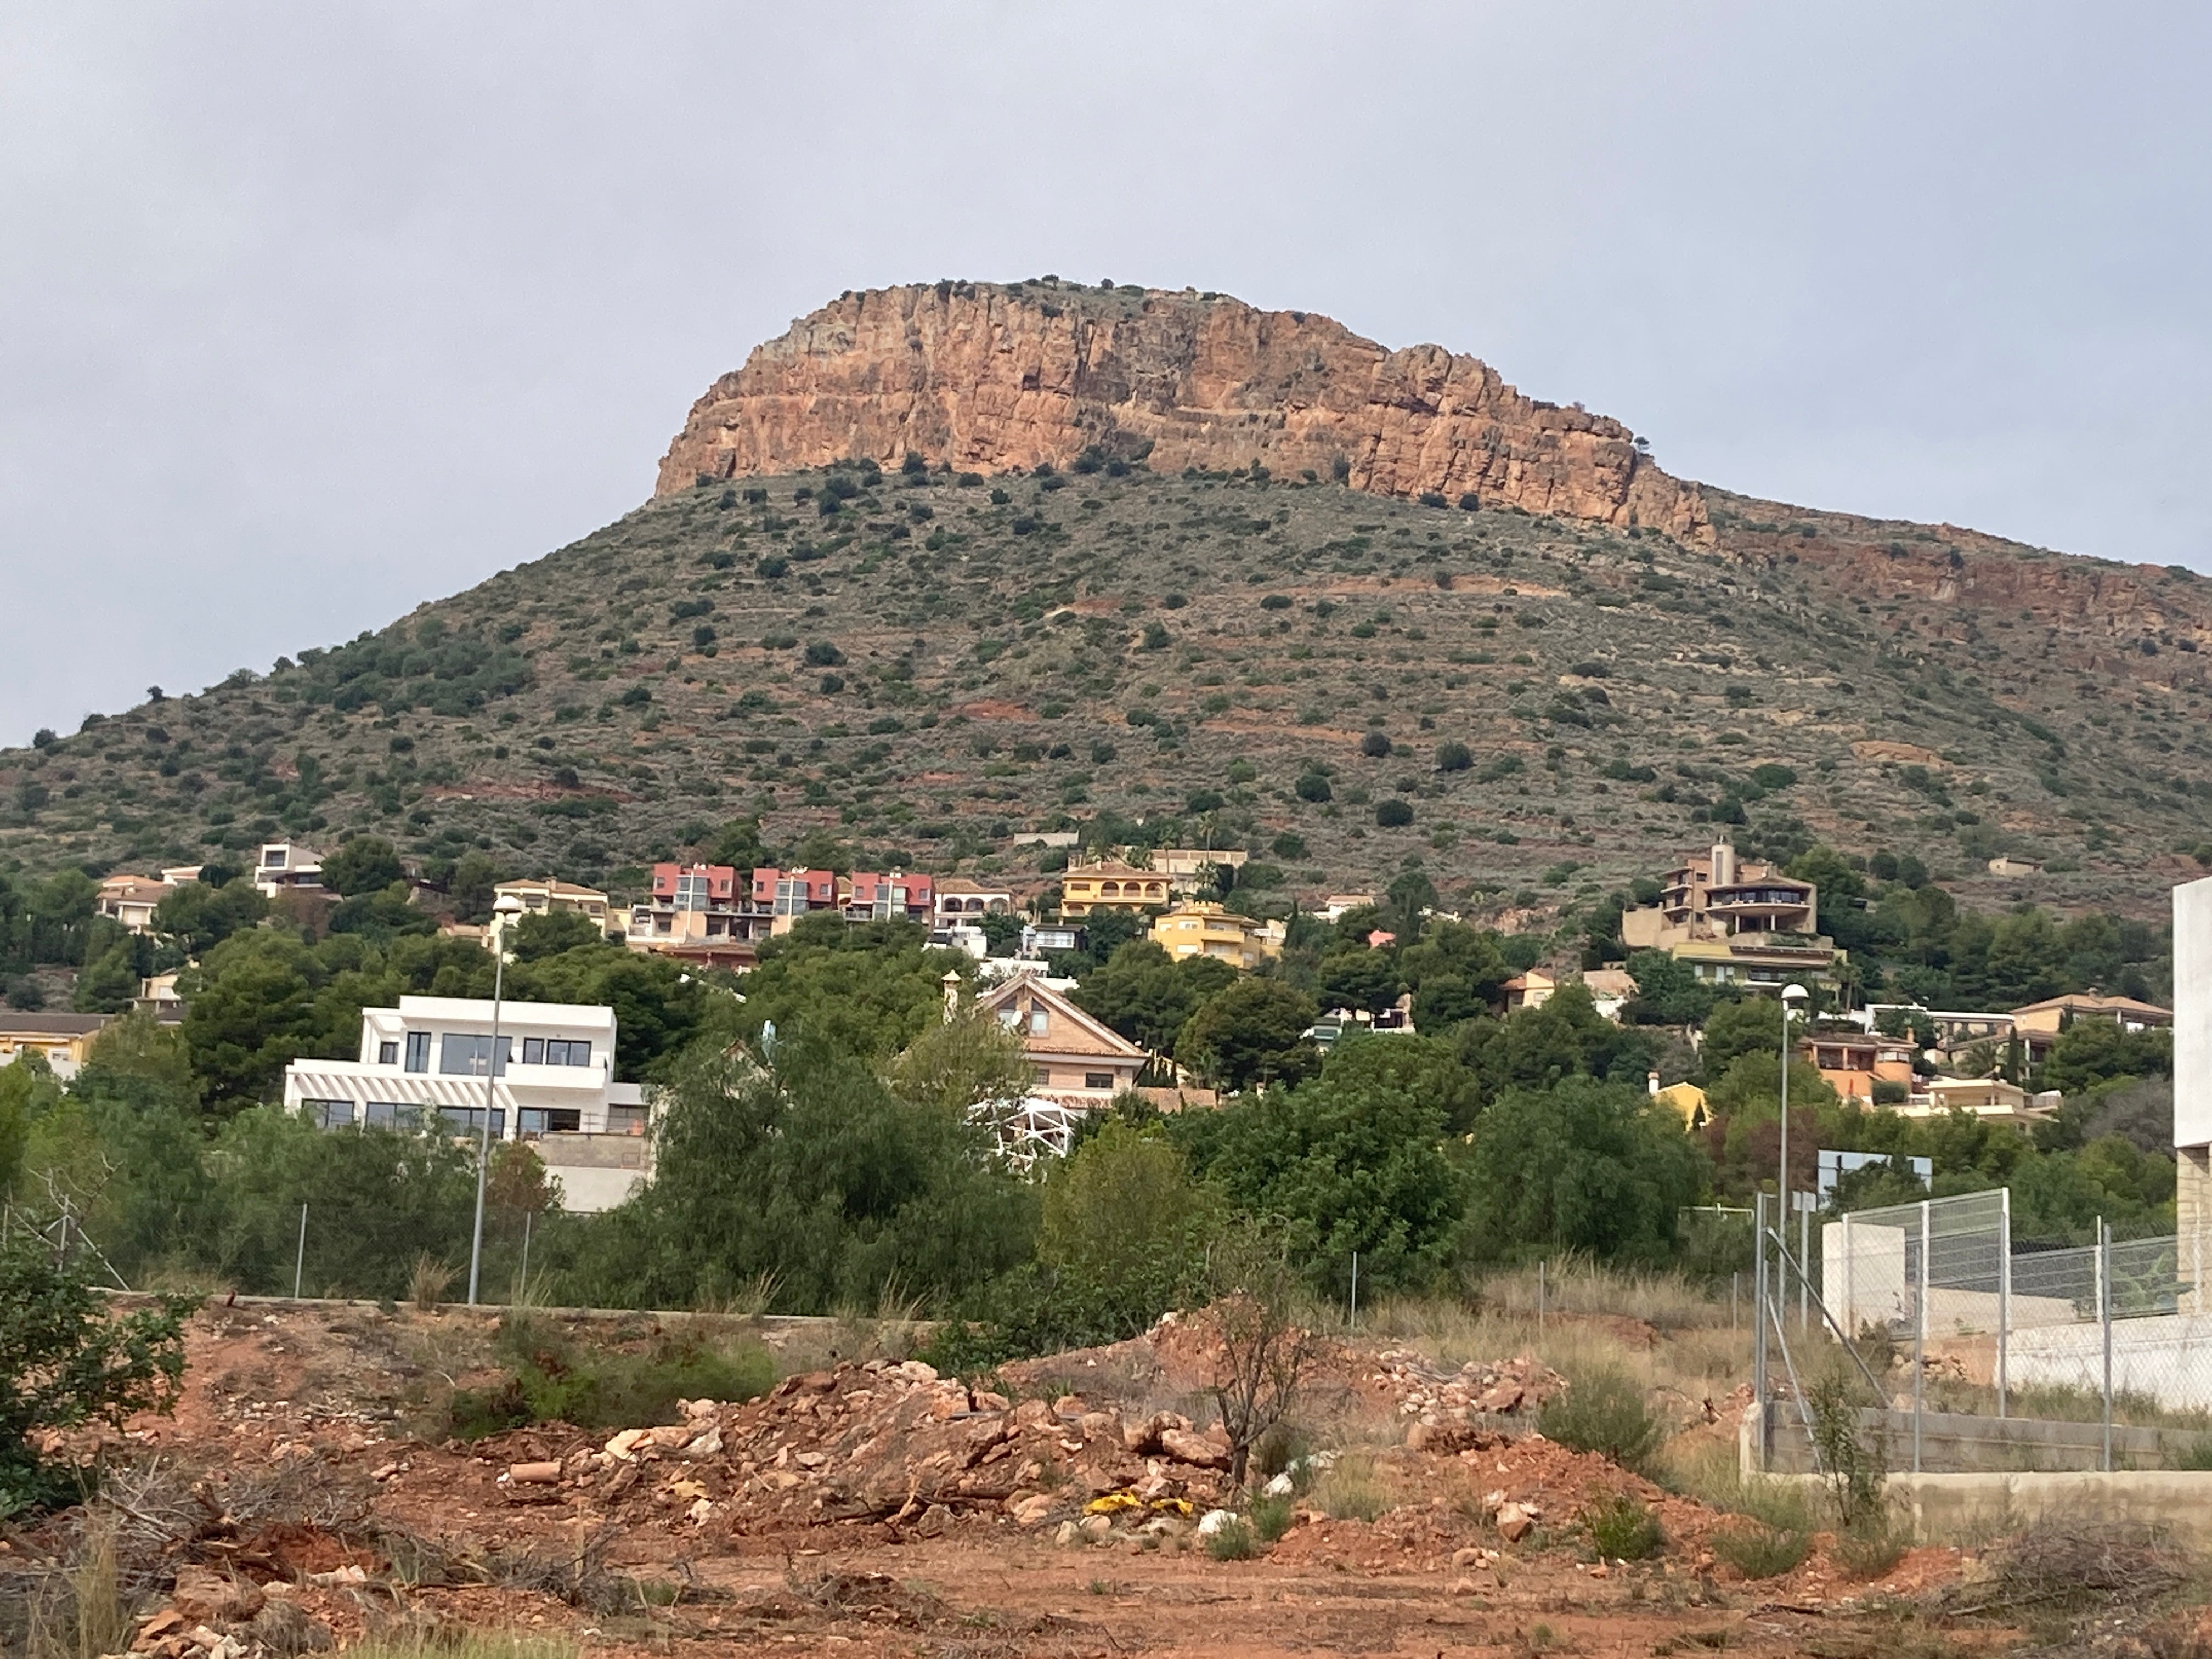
[[281, 995, 651, 1212], [252, 841, 326, 899]]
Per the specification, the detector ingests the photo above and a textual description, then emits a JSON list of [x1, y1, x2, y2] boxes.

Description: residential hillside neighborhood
[[0, 811, 2181, 1299]]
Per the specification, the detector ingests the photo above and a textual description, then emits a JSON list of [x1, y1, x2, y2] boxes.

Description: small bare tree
[[1198, 1223, 1317, 1490]]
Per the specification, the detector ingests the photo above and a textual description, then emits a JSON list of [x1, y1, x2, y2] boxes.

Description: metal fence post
[[2101, 1218, 2114, 1473], [1537, 1257, 1545, 1330], [1731, 1269, 1739, 1333], [1753, 1190, 1769, 1468], [1799, 1199, 1812, 1333], [1914, 1198, 1929, 1475], [1997, 1186, 2011, 1420], [293, 1203, 307, 1299], [519, 1207, 533, 1304]]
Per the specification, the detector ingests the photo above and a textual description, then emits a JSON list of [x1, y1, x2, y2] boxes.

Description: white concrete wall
[[2174, 877, 2212, 1149], [2010, 1312, 2212, 1413], [1824, 1218, 2077, 1337], [543, 1162, 647, 1214]]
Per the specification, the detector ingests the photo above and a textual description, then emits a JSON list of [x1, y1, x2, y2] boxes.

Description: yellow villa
[[1149, 900, 1285, 970]]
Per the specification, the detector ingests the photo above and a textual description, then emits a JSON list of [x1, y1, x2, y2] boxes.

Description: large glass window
[[438, 1034, 513, 1075], [364, 1101, 411, 1129], [521, 1037, 591, 1066], [309, 1099, 356, 1128], [404, 1031, 431, 1073]]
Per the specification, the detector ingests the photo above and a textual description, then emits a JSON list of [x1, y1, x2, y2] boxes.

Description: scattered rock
[[1495, 1503, 1535, 1543], [170, 1566, 264, 1626], [1159, 1427, 1229, 1470], [507, 1460, 562, 1484]]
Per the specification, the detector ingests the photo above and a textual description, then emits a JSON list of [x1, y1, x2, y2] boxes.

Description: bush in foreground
[[1710, 1521, 1810, 1579], [448, 1314, 774, 1438], [1582, 1493, 1665, 1560], [0, 1241, 193, 1516], [1537, 1367, 1663, 1471]]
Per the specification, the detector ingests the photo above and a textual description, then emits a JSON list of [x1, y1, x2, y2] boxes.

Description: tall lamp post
[[1776, 982, 1809, 1300], [467, 892, 526, 1307]]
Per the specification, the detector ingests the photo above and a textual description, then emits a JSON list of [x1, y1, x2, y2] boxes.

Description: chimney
[[941, 969, 962, 1023], [1710, 836, 1736, 888], [1648, 1069, 1661, 1097]]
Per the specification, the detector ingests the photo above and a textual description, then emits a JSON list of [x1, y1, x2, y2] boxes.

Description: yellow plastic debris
[[1084, 1492, 1144, 1515], [1147, 1497, 1194, 1516]]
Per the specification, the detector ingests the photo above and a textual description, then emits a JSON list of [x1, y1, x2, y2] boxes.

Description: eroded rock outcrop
[[656, 281, 1711, 543]]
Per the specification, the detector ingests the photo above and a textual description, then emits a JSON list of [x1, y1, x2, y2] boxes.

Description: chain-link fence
[[1754, 1189, 2212, 1474]]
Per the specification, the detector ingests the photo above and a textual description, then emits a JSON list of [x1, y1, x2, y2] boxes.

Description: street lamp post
[[1776, 982, 1809, 1309], [467, 893, 527, 1307]]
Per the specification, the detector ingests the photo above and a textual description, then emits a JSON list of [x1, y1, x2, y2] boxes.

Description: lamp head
[[1781, 983, 1809, 1004], [492, 893, 526, 918]]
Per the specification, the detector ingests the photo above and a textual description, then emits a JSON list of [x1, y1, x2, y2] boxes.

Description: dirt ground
[[2, 1299, 2142, 1657]]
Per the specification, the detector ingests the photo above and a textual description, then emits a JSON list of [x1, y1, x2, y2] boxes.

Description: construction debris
[[476, 1356, 1240, 1539], [1370, 1350, 1563, 1424]]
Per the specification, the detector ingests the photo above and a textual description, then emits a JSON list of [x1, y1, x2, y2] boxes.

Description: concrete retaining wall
[[1742, 1402, 2212, 1545], [1889, 1471, 2212, 1548], [1758, 1403, 2201, 1475]]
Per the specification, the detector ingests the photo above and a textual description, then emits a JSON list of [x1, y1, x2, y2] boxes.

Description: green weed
[[1583, 1493, 1665, 1561], [1206, 1517, 1256, 1560], [1250, 1492, 1295, 1543], [1709, 1521, 1809, 1579], [1538, 1367, 1663, 1471]]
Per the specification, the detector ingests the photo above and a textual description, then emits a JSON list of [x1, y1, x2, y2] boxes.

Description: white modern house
[[251, 841, 326, 899], [281, 995, 652, 1212]]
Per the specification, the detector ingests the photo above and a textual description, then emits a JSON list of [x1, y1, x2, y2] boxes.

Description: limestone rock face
[[656, 282, 1711, 543]]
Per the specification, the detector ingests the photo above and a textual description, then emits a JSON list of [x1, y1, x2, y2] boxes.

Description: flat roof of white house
[[381, 995, 617, 1033]]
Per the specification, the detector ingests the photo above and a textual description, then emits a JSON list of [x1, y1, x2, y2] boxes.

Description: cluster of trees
[[172, 912, 706, 1115], [0, 866, 173, 1013], [0, 1012, 551, 1304]]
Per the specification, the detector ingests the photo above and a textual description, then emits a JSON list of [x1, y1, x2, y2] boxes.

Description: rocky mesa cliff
[[657, 280, 1712, 544]]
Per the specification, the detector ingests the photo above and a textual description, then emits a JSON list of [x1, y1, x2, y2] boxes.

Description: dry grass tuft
[[1310, 1451, 1394, 1521], [409, 1254, 456, 1312], [338, 1638, 579, 1659]]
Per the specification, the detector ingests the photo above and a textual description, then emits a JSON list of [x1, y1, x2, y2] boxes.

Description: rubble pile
[[514, 1357, 1237, 1537], [1369, 1349, 1564, 1425]]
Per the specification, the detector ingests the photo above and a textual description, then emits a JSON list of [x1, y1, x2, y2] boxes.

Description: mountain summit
[[657, 281, 1711, 545], [3, 278, 2209, 922]]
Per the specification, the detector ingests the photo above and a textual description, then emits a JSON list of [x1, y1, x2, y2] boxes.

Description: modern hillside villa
[[281, 995, 650, 1212], [1620, 836, 1840, 990]]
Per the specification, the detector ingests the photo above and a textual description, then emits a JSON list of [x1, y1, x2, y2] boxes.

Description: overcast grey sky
[[3, 3, 2206, 745]]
